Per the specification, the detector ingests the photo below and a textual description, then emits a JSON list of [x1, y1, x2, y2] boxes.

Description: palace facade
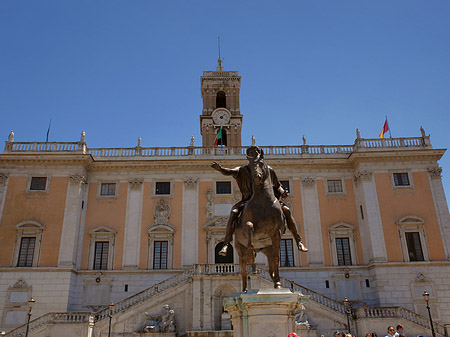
[[1, 62, 450, 337]]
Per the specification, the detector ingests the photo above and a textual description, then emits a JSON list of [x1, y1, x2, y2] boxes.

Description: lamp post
[[108, 301, 114, 337], [344, 297, 352, 336], [423, 291, 436, 337], [24, 297, 35, 337]]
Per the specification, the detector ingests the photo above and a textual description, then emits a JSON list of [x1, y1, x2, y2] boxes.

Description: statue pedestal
[[223, 288, 309, 337]]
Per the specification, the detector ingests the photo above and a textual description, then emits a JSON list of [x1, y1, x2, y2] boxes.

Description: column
[[58, 174, 86, 267], [122, 178, 144, 269], [428, 168, 450, 260], [354, 171, 388, 263], [300, 177, 324, 265], [182, 178, 198, 267]]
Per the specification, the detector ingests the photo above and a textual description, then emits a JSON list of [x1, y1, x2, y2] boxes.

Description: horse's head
[[247, 146, 268, 186]]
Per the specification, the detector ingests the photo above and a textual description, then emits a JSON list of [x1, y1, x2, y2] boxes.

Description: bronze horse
[[234, 150, 284, 292]]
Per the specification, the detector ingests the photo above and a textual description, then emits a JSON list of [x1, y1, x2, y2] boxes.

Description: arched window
[[215, 242, 233, 264], [216, 91, 226, 109]]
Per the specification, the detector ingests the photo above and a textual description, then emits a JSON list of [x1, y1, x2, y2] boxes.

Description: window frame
[[214, 179, 233, 196], [152, 180, 173, 197], [328, 222, 357, 266], [147, 224, 175, 270], [88, 226, 117, 270], [216, 181, 232, 195], [390, 170, 414, 189], [327, 179, 344, 194], [280, 238, 295, 267], [12, 221, 45, 267], [279, 179, 292, 195], [396, 216, 429, 262], [335, 237, 352, 266], [26, 175, 51, 195], [97, 180, 119, 199], [153, 240, 169, 269]]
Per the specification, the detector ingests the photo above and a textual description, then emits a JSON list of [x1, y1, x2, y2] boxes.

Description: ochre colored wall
[[81, 182, 127, 269], [0, 176, 68, 267], [317, 179, 362, 266], [375, 172, 445, 262]]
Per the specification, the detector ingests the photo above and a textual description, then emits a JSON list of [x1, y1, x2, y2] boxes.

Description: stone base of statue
[[133, 333, 177, 337], [223, 288, 309, 337]]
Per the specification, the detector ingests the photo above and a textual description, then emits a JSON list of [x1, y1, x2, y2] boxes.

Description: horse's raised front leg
[[245, 221, 254, 250]]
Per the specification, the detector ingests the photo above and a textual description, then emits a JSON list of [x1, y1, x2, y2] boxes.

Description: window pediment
[[15, 221, 45, 231], [88, 226, 117, 235], [396, 216, 424, 226], [328, 222, 355, 232], [148, 223, 175, 234]]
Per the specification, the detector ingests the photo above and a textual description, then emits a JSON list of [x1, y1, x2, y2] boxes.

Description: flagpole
[[386, 115, 392, 138], [220, 125, 223, 147]]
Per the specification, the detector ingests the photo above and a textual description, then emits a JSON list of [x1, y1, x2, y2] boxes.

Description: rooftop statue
[[212, 145, 308, 292]]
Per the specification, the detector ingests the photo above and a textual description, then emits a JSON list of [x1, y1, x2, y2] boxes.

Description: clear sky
[[1, 1, 450, 199]]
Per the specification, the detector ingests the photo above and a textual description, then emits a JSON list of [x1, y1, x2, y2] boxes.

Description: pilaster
[[58, 174, 86, 268], [123, 178, 144, 269], [0, 173, 9, 224], [354, 170, 388, 263], [300, 177, 324, 265], [428, 167, 450, 260], [182, 178, 199, 267]]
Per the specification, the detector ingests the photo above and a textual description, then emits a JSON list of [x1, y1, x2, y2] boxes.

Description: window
[[396, 216, 429, 262], [280, 180, 290, 193], [335, 238, 352, 266], [153, 241, 168, 269], [327, 180, 343, 193], [216, 181, 231, 194], [93, 242, 109, 270], [88, 226, 116, 270], [100, 183, 116, 196], [30, 177, 47, 191], [328, 222, 357, 266], [155, 182, 170, 195], [147, 224, 175, 270], [13, 221, 44, 267], [17, 237, 36, 267], [280, 239, 294, 267], [216, 91, 226, 108], [393, 173, 410, 186], [405, 232, 425, 261]]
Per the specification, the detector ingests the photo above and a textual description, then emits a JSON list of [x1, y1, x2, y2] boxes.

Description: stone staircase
[[4, 265, 446, 337]]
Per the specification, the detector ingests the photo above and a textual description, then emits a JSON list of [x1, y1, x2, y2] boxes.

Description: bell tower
[[200, 59, 242, 147]]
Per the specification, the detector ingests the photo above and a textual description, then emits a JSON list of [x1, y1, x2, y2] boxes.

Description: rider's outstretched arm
[[211, 162, 239, 178]]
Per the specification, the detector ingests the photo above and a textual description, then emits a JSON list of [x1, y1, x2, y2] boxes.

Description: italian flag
[[379, 119, 389, 138], [214, 128, 222, 146]]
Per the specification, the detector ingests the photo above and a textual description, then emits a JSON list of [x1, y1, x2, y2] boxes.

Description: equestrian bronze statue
[[212, 146, 308, 292]]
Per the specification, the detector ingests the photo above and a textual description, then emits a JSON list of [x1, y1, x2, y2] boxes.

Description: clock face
[[212, 109, 231, 125]]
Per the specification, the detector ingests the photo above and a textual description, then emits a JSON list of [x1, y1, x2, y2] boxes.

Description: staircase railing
[[5, 270, 193, 335], [5, 312, 91, 337], [95, 269, 193, 321], [358, 306, 446, 336], [256, 268, 347, 315]]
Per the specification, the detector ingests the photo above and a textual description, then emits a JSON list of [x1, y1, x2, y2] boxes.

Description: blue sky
[[1, 1, 450, 199]]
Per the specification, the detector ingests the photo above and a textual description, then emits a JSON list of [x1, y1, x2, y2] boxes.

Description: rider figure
[[211, 145, 308, 256]]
